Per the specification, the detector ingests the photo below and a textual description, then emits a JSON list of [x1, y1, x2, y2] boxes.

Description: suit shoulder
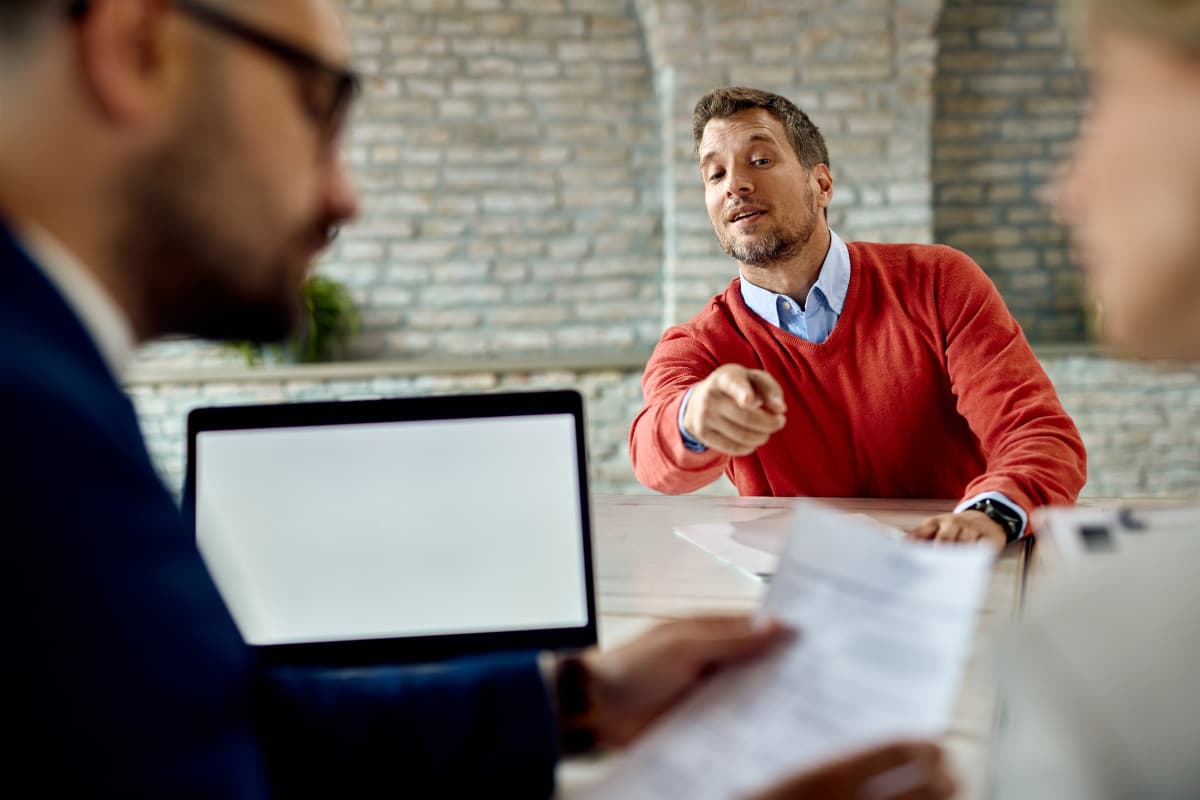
[[0, 323, 129, 440]]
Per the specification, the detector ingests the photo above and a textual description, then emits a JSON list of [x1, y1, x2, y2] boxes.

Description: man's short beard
[[723, 230, 805, 267], [112, 73, 303, 344], [719, 193, 821, 268]]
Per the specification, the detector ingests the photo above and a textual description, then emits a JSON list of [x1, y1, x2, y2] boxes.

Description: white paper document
[[582, 502, 993, 800], [673, 511, 905, 580]]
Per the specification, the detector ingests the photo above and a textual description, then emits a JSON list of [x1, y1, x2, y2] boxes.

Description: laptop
[[183, 390, 597, 665]]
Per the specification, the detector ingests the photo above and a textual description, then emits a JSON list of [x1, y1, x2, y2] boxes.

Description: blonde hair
[[1073, 0, 1200, 56]]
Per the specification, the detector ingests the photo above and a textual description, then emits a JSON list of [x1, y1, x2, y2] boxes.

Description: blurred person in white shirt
[[995, 2, 1200, 798]]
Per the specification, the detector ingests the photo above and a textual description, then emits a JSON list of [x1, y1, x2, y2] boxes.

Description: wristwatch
[[964, 498, 1023, 544], [554, 653, 597, 754]]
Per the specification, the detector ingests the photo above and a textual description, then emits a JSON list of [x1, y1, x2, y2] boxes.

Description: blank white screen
[[195, 413, 588, 646]]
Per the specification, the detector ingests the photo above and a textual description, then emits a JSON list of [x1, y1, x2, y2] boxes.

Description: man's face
[[699, 108, 826, 269], [122, 0, 358, 342], [1056, 28, 1200, 360]]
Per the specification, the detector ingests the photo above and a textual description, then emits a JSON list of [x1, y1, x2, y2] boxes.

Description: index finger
[[745, 369, 786, 414], [908, 517, 940, 539], [713, 368, 767, 410]]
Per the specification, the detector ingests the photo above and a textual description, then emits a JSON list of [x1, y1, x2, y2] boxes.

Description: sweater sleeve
[[258, 652, 560, 799], [934, 247, 1087, 522], [629, 325, 730, 493]]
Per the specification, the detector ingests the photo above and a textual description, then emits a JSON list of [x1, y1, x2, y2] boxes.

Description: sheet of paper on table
[[581, 502, 993, 800], [673, 510, 905, 580]]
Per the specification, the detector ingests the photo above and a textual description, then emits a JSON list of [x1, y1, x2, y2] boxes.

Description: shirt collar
[[13, 223, 136, 379], [739, 228, 850, 321]]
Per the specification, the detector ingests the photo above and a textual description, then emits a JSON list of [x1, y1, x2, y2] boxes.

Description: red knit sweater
[[630, 242, 1087, 518]]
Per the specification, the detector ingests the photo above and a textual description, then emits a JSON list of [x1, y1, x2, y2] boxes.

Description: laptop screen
[[185, 391, 596, 664]]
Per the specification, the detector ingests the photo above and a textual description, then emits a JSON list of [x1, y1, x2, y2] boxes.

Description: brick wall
[[933, 0, 1087, 341], [1044, 357, 1200, 497], [138, 0, 1089, 371], [333, 0, 663, 359], [130, 354, 1200, 501]]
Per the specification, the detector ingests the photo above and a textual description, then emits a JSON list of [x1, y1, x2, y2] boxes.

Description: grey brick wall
[[336, 0, 663, 359], [1045, 357, 1200, 497], [139, 0, 1080, 371], [933, 0, 1087, 341]]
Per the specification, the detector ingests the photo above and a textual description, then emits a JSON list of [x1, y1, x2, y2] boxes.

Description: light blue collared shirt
[[676, 229, 1027, 537], [736, 228, 850, 345]]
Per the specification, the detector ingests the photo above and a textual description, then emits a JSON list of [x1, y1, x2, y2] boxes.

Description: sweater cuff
[[662, 390, 725, 472]]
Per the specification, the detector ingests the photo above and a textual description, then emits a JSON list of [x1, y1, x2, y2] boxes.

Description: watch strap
[[554, 653, 597, 754], [966, 498, 1023, 543]]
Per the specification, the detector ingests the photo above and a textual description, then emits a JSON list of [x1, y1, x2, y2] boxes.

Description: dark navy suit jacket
[[1, 223, 559, 797]]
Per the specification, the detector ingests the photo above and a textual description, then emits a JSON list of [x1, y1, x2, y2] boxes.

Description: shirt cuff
[[677, 386, 707, 453], [956, 491, 1028, 537]]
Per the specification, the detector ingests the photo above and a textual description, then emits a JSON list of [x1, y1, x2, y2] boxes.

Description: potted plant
[[229, 274, 360, 365]]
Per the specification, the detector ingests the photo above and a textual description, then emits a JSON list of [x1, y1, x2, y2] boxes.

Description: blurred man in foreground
[[0, 0, 952, 796]]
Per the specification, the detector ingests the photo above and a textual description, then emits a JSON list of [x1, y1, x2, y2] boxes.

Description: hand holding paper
[[582, 502, 992, 800]]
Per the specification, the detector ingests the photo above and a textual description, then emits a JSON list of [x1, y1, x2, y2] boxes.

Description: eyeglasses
[[68, 0, 361, 148]]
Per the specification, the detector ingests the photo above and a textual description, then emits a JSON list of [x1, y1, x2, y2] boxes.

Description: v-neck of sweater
[[728, 251, 861, 357]]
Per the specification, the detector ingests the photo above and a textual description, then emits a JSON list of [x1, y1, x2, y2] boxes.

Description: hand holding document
[[582, 502, 992, 800]]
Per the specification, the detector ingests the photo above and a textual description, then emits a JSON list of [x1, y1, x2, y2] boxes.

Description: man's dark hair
[[693, 86, 830, 170], [0, 1, 52, 46]]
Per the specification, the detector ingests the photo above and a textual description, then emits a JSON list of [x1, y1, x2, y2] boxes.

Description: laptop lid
[[183, 390, 597, 665]]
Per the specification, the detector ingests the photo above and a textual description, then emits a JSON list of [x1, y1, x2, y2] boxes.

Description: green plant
[[228, 274, 360, 365], [293, 274, 360, 362]]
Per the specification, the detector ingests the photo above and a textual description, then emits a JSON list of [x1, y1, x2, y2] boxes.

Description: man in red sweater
[[630, 86, 1087, 550]]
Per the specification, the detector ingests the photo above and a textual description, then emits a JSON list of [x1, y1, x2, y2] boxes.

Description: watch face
[[973, 500, 1020, 541]]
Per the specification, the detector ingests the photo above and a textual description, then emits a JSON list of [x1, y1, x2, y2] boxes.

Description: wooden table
[[561, 495, 1034, 798]]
